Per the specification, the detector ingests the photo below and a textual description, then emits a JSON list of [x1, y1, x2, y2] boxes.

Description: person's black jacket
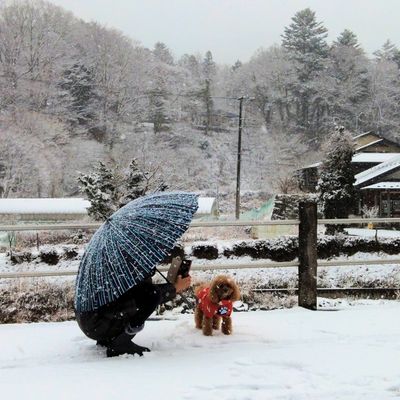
[[75, 280, 176, 341]]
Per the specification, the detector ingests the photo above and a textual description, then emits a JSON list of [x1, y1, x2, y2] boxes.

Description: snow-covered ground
[[1, 301, 400, 400], [346, 228, 400, 238]]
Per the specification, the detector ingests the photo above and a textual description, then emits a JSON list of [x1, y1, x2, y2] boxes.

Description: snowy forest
[[1, 1, 400, 203]]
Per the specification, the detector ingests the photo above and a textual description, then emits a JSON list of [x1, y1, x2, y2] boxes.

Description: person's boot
[[106, 332, 150, 358], [96, 339, 111, 347]]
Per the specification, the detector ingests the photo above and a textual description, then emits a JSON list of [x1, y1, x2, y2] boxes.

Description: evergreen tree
[[148, 75, 168, 133], [78, 159, 167, 220], [282, 8, 328, 79], [317, 127, 356, 234], [201, 51, 216, 135], [124, 159, 145, 202], [77, 162, 117, 220], [334, 29, 360, 49], [153, 42, 174, 65], [328, 30, 369, 131], [59, 63, 96, 126], [374, 40, 400, 68], [281, 8, 328, 137]]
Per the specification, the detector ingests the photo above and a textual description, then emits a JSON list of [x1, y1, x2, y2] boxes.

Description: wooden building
[[297, 132, 400, 217]]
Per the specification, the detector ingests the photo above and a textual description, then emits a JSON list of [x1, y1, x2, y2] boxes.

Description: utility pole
[[235, 96, 244, 220]]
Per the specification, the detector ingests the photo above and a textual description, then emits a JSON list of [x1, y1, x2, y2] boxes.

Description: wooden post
[[298, 201, 318, 310]]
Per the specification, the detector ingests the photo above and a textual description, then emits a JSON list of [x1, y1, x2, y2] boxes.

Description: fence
[[1, 201, 400, 310]]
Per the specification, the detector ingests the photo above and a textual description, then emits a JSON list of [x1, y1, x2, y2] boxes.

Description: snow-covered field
[[1, 301, 400, 400]]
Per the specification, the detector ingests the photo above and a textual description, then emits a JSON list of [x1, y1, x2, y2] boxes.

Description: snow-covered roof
[[361, 182, 400, 190], [355, 139, 383, 152], [196, 197, 217, 215], [0, 198, 91, 214], [355, 155, 400, 186], [0, 197, 217, 216], [300, 153, 400, 170], [352, 131, 377, 140], [352, 153, 400, 163]]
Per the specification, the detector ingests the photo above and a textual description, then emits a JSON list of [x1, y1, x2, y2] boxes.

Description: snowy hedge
[[192, 236, 400, 261], [0, 283, 74, 323]]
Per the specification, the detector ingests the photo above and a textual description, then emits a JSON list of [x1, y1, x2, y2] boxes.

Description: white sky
[[49, 0, 400, 64]]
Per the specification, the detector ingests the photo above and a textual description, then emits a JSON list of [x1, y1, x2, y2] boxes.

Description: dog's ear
[[230, 282, 241, 301], [208, 280, 220, 303]]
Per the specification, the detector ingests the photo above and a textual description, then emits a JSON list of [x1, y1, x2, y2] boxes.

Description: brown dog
[[194, 275, 240, 336]]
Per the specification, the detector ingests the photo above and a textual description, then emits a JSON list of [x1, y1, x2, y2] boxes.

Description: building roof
[[0, 197, 217, 216], [0, 198, 91, 214], [352, 153, 400, 163], [196, 197, 217, 215], [361, 182, 400, 190], [355, 155, 400, 186], [355, 139, 384, 152], [353, 131, 377, 140]]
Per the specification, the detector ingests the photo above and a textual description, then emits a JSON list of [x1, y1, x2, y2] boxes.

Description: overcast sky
[[49, 0, 400, 64]]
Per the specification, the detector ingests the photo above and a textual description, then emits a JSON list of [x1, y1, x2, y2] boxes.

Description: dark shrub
[[63, 247, 79, 260], [162, 245, 185, 264], [191, 244, 219, 259], [10, 251, 33, 264], [317, 236, 344, 259], [39, 248, 60, 265]]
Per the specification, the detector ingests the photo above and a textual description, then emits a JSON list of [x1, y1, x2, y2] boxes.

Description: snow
[[346, 228, 400, 238], [361, 181, 400, 190], [1, 302, 400, 399], [352, 152, 400, 163], [0, 198, 90, 214], [0, 197, 215, 217], [196, 197, 217, 216], [355, 154, 400, 186]]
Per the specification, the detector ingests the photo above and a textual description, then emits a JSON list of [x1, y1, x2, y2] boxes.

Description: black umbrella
[[75, 192, 199, 313]]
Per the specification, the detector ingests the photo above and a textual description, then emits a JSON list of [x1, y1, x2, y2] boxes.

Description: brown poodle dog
[[194, 275, 240, 336]]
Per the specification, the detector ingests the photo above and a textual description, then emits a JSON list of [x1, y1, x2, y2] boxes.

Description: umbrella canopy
[[75, 192, 199, 313]]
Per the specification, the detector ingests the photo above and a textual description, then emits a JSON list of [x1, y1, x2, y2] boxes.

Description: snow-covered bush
[[63, 246, 79, 260], [10, 251, 33, 265], [0, 282, 74, 323], [191, 244, 219, 260], [39, 248, 60, 265]]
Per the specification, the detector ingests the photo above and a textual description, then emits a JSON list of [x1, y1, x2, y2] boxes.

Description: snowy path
[[1, 302, 400, 400]]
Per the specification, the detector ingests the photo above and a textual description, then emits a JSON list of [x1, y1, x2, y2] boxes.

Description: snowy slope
[[1, 302, 400, 400]]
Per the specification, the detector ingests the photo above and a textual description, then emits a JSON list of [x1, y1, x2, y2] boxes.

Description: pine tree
[[78, 162, 117, 220], [374, 40, 400, 68], [78, 159, 167, 220], [281, 8, 328, 136], [282, 8, 328, 79], [59, 63, 96, 126], [153, 42, 174, 65], [201, 51, 216, 135], [148, 76, 168, 133], [317, 127, 356, 234], [328, 30, 369, 131], [334, 29, 360, 49], [124, 159, 145, 202]]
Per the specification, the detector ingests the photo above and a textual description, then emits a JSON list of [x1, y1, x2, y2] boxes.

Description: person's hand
[[175, 275, 191, 293]]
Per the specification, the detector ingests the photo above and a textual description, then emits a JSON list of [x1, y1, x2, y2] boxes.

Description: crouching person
[[75, 275, 191, 357]]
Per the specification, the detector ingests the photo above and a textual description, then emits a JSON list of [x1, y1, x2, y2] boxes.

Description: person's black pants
[[76, 282, 162, 342]]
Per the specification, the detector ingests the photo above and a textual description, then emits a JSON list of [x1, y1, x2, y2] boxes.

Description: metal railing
[[1, 217, 400, 231], [1, 209, 400, 308]]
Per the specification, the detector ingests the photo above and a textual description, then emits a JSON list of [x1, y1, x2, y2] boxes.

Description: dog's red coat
[[196, 287, 233, 318]]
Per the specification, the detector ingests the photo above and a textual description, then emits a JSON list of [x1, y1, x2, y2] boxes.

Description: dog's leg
[[194, 306, 203, 329], [221, 317, 232, 335], [212, 316, 221, 330], [202, 316, 213, 336]]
